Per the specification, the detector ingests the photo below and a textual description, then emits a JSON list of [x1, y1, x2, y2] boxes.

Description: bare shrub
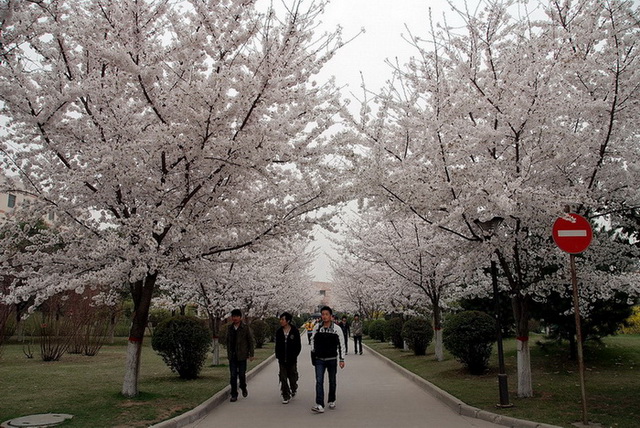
[[38, 296, 80, 361]]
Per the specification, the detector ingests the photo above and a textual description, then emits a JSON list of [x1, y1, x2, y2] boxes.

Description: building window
[[7, 194, 16, 208], [319, 290, 326, 296], [48, 212, 55, 221]]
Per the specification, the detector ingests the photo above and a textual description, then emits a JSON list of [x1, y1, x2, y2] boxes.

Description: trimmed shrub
[[385, 317, 405, 348], [363, 319, 372, 336], [401, 317, 433, 356], [443, 310, 496, 375], [151, 315, 212, 379], [251, 319, 269, 348], [368, 319, 387, 342]]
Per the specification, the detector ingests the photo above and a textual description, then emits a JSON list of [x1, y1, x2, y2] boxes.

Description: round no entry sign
[[552, 213, 593, 254]]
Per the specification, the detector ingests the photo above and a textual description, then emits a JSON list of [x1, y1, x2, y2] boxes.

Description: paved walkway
[[178, 342, 510, 428]]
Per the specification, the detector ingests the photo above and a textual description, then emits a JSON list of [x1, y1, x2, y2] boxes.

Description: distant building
[[0, 174, 56, 225], [0, 175, 23, 224], [310, 281, 334, 313]]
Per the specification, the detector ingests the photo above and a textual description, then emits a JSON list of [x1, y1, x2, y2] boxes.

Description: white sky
[[314, 1, 457, 94], [297, 1, 464, 282]]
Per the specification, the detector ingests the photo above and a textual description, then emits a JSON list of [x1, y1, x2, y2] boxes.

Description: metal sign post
[[570, 254, 588, 426], [552, 213, 593, 426]]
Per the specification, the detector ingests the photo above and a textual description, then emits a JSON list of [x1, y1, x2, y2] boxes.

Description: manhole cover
[[2, 414, 73, 428]]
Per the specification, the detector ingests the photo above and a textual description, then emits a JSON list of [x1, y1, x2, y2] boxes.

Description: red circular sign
[[552, 214, 593, 254]]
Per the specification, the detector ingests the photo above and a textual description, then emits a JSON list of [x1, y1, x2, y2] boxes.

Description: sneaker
[[282, 397, 290, 404], [241, 387, 248, 398], [311, 404, 325, 413], [230, 396, 238, 402], [328, 401, 336, 409], [291, 390, 297, 398], [359, 352, 363, 355]]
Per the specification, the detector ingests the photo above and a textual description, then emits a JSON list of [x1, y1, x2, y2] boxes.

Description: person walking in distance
[[310, 306, 346, 413], [351, 314, 363, 355], [226, 309, 255, 402], [338, 315, 350, 355], [275, 312, 302, 404], [304, 318, 315, 345]]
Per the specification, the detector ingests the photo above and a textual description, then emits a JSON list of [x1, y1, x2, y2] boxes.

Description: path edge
[[365, 344, 563, 428], [149, 354, 277, 428], [150, 345, 565, 428]]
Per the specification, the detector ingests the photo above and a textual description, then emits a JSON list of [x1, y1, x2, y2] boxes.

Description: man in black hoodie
[[275, 311, 302, 404]]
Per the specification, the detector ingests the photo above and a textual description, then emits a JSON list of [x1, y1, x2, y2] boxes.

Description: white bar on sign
[[558, 230, 587, 237]]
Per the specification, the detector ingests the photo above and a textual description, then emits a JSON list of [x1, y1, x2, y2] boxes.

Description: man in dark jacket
[[338, 315, 351, 355], [274, 311, 302, 404], [226, 308, 255, 402]]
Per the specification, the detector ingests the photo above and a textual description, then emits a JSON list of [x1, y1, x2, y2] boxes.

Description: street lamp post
[[474, 217, 512, 408], [490, 258, 512, 408]]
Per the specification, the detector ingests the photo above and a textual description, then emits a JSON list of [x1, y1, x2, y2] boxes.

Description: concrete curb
[[365, 344, 563, 428], [149, 354, 277, 428]]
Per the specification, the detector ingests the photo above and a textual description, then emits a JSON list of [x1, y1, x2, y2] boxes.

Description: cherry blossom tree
[[352, 0, 639, 397], [334, 206, 465, 360], [0, 0, 352, 396], [155, 238, 315, 364], [331, 253, 398, 319]]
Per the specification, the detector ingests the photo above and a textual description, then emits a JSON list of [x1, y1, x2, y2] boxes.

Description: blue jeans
[[314, 358, 337, 406], [229, 358, 247, 398]]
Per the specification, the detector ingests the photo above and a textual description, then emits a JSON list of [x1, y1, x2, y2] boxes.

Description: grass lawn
[[0, 338, 274, 427], [366, 334, 640, 428]]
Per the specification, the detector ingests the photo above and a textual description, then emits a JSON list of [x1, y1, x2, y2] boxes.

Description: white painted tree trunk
[[212, 337, 220, 366], [122, 340, 143, 397], [516, 338, 533, 397], [434, 328, 444, 361]]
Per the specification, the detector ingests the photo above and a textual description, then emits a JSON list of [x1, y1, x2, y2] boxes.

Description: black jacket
[[226, 322, 255, 361], [275, 325, 302, 364], [311, 322, 346, 361]]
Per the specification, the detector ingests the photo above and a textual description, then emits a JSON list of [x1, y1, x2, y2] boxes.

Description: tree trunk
[[434, 328, 443, 361], [15, 303, 27, 342], [15, 317, 24, 342], [516, 337, 532, 397], [512, 294, 533, 397], [499, 251, 533, 399], [122, 340, 143, 397], [212, 337, 221, 366], [433, 305, 443, 361], [208, 315, 221, 366], [108, 310, 118, 345], [121, 273, 157, 397]]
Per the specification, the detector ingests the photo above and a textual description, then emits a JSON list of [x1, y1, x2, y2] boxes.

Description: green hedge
[[151, 315, 212, 379], [443, 311, 495, 374], [251, 319, 269, 348], [385, 317, 405, 348], [368, 319, 387, 342], [402, 317, 433, 356]]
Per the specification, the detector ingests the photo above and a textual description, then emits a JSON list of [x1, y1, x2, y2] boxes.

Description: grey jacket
[[351, 320, 363, 336]]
